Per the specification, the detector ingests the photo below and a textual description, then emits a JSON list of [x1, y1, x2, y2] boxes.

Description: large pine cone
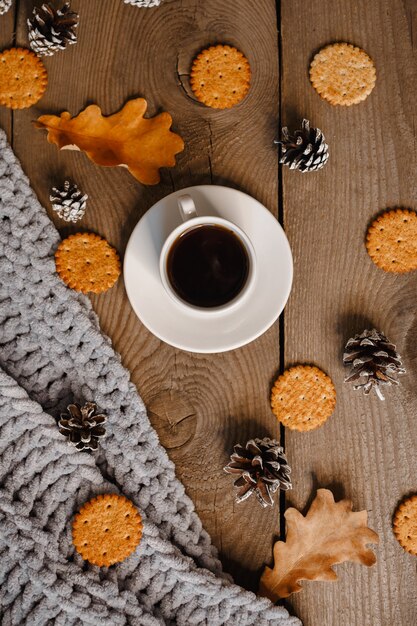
[[58, 402, 107, 451], [343, 329, 405, 400], [27, 2, 78, 57], [0, 0, 12, 16], [276, 119, 329, 172], [224, 438, 292, 508], [50, 180, 88, 223]]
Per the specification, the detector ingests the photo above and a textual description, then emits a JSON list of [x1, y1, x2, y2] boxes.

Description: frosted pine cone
[[58, 402, 107, 451], [124, 0, 164, 7], [0, 0, 12, 15], [50, 180, 88, 223], [276, 119, 329, 172], [343, 329, 406, 400], [224, 438, 292, 508], [28, 2, 78, 57]]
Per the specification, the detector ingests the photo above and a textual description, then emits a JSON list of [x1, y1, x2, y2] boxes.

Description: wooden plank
[[281, 0, 417, 624], [12, 0, 281, 589], [0, 3, 15, 139]]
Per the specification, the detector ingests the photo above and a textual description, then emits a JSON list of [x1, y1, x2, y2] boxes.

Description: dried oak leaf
[[259, 489, 379, 600], [34, 98, 184, 185]]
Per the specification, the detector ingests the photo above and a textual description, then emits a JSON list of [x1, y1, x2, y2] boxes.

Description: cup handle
[[177, 194, 197, 222]]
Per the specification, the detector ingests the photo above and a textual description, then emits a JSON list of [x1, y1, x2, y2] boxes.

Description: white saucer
[[124, 185, 293, 353]]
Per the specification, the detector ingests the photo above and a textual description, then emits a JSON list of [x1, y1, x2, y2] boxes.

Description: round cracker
[[393, 495, 417, 556], [310, 43, 376, 106], [72, 494, 143, 567], [190, 44, 251, 109], [366, 209, 417, 273], [271, 365, 336, 432], [55, 232, 121, 294], [0, 48, 47, 109]]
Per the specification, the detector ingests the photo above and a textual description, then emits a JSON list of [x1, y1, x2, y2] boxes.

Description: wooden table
[[1, 1, 416, 624]]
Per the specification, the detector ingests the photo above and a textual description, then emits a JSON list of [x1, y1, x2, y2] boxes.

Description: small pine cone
[[124, 0, 164, 7], [27, 2, 78, 57], [0, 0, 12, 15], [343, 329, 406, 400], [58, 402, 107, 451], [50, 180, 88, 223], [224, 437, 292, 508], [275, 119, 329, 172]]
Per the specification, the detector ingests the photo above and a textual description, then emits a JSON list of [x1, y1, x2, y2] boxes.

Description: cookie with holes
[[393, 495, 417, 556], [0, 47, 47, 109], [55, 232, 121, 294], [366, 209, 417, 273], [190, 44, 251, 109], [271, 365, 336, 432], [72, 494, 143, 566], [309, 42, 376, 106]]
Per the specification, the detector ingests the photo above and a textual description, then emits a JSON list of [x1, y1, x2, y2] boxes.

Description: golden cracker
[[310, 43, 376, 106], [0, 48, 47, 109], [55, 232, 121, 294], [72, 494, 143, 567], [190, 44, 251, 109], [393, 495, 417, 556], [366, 209, 417, 273], [271, 365, 336, 432]]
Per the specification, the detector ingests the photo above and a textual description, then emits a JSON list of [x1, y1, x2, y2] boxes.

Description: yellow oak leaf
[[259, 488, 379, 600], [34, 98, 184, 185]]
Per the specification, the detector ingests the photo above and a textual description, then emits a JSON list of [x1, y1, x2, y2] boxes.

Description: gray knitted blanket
[[0, 128, 300, 625]]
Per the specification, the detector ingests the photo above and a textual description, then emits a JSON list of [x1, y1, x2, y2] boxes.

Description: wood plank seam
[[10, 0, 19, 149], [275, 0, 287, 544]]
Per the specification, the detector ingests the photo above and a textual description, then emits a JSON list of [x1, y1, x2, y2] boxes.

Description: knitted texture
[[0, 128, 300, 625]]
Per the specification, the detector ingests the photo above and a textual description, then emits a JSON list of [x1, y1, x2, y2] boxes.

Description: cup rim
[[159, 215, 257, 314]]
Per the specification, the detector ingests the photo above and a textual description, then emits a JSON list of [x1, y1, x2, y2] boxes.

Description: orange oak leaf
[[259, 488, 379, 601], [34, 98, 184, 185]]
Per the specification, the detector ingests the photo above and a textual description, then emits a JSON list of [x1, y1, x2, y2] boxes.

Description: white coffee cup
[[159, 194, 257, 313]]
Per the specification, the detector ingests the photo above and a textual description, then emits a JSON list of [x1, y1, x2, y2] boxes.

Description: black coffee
[[166, 224, 249, 308]]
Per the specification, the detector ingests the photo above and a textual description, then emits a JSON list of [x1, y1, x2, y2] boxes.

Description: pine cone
[[275, 119, 329, 172], [0, 0, 12, 15], [58, 402, 107, 451], [27, 2, 78, 57], [50, 180, 88, 223], [124, 0, 164, 7], [343, 329, 406, 400], [224, 438, 292, 508]]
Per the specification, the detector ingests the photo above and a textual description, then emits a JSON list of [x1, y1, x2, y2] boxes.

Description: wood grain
[[0, 3, 14, 139], [281, 0, 417, 624], [8, 0, 281, 590], [2, 0, 416, 622]]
